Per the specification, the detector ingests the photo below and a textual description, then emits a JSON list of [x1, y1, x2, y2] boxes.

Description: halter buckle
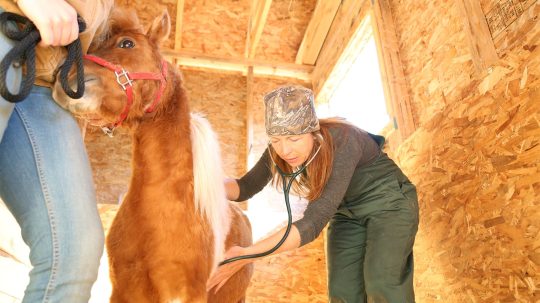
[[101, 126, 115, 137], [115, 69, 133, 90]]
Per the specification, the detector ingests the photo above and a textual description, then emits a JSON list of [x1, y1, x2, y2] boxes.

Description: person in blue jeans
[[0, 0, 112, 302]]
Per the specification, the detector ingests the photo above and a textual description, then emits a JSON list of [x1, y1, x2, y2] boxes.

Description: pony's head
[[53, 8, 172, 133]]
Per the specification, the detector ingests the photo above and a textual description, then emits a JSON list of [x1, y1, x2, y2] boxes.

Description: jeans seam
[[16, 105, 59, 303]]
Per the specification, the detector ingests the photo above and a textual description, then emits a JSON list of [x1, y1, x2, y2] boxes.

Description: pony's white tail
[[190, 113, 231, 270]]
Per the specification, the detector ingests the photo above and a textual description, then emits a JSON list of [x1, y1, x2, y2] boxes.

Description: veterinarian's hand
[[16, 0, 79, 47], [207, 246, 253, 293]]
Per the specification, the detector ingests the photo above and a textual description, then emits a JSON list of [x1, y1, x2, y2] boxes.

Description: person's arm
[[207, 225, 301, 292], [16, 0, 79, 47], [228, 149, 272, 201], [224, 178, 240, 201]]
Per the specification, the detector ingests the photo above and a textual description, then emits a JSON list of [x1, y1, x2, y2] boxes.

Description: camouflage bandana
[[264, 85, 320, 136]]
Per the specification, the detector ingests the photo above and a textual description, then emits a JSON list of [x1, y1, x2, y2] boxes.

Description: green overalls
[[326, 135, 419, 303]]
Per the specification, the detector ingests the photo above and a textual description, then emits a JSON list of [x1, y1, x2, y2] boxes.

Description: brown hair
[[269, 117, 356, 201]]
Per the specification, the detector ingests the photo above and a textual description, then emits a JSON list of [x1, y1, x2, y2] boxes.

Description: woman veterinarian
[[208, 85, 419, 302]]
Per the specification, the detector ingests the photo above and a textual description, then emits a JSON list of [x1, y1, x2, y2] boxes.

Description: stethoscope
[[219, 142, 322, 266]]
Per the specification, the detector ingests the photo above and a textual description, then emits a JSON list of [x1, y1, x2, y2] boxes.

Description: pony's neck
[[130, 74, 192, 186]]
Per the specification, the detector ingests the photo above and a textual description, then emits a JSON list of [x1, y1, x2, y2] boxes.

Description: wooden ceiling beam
[[245, 0, 273, 59], [296, 0, 341, 65], [162, 49, 313, 81]]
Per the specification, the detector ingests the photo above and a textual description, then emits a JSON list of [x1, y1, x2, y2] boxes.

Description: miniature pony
[[53, 8, 253, 303]]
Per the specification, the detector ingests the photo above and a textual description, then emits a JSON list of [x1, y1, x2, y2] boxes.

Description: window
[[317, 16, 389, 134]]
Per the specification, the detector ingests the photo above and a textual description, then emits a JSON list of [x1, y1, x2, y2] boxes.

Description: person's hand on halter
[[16, 0, 79, 47], [207, 246, 253, 293]]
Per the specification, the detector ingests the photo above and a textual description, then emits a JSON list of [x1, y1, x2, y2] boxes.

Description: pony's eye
[[118, 39, 135, 49]]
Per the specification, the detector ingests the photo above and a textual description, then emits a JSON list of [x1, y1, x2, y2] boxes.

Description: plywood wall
[[115, 0, 315, 61], [182, 70, 248, 177], [256, 0, 316, 62], [384, 1, 539, 301]]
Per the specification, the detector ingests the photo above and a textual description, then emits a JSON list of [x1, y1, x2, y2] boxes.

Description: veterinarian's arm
[[224, 178, 239, 201], [207, 225, 301, 292], [234, 149, 273, 201], [247, 224, 301, 255]]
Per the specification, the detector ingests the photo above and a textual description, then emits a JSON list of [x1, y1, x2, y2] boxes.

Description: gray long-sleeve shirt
[[235, 125, 381, 246]]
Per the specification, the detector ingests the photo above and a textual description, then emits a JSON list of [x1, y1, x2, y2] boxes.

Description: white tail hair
[[190, 113, 231, 270]]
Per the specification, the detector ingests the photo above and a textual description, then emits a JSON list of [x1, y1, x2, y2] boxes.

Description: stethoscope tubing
[[218, 167, 303, 265], [219, 143, 321, 266]]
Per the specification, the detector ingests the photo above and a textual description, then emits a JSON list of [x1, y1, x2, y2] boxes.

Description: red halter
[[83, 54, 168, 136]]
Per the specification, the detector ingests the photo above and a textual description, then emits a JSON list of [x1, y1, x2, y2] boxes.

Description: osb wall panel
[[487, 0, 538, 55], [256, 0, 316, 62], [389, 1, 475, 129], [386, 0, 540, 301], [246, 230, 327, 302], [85, 127, 131, 205], [115, 0, 250, 57], [182, 0, 250, 58], [116, 0, 315, 63], [182, 70, 247, 178], [481, 0, 536, 46]]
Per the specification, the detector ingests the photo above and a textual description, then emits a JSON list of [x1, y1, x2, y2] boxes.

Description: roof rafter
[[296, 0, 341, 65], [245, 0, 273, 59]]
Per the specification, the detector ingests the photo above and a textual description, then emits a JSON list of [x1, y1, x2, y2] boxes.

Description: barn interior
[[0, 0, 539, 302]]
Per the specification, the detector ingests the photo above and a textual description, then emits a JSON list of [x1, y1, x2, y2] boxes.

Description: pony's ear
[[147, 10, 171, 45]]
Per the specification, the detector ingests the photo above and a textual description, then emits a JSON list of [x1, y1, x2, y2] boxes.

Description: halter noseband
[[83, 54, 168, 136]]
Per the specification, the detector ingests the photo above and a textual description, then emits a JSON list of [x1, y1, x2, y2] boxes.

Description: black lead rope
[[0, 12, 86, 103]]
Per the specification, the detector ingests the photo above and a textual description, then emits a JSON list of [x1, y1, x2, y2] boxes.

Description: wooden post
[[173, 0, 185, 66], [241, 66, 254, 211], [371, 0, 416, 141], [246, 66, 254, 164]]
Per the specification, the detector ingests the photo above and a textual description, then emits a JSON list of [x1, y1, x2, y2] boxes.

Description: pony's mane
[[190, 113, 231, 269]]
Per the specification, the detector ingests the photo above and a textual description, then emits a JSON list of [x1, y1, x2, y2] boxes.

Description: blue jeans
[[0, 86, 104, 303]]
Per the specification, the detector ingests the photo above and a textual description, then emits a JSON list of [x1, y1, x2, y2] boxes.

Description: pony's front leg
[[109, 290, 128, 303], [148, 270, 208, 303], [109, 288, 153, 303], [109, 265, 155, 303]]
